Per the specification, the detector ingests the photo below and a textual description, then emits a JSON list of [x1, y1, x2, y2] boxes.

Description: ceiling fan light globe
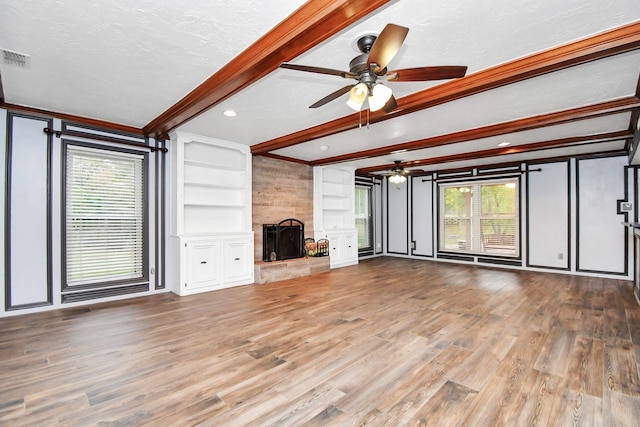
[[389, 174, 406, 184], [347, 83, 368, 111], [349, 83, 367, 102], [347, 98, 364, 111], [369, 83, 393, 111]]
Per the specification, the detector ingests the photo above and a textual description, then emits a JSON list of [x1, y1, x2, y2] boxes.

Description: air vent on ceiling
[[2, 48, 30, 68]]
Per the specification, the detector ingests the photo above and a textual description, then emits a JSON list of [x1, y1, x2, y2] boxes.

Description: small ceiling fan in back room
[[280, 23, 468, 113], [379, 161, 426, 184]]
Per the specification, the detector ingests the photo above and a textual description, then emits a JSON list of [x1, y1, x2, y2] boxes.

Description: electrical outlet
[[558, 253, 563, 260]]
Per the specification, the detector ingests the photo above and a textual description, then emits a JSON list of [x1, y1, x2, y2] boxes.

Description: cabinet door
[[326, 232, 343, 265], [186, 241, 222, 289], [224, 238, 252, 282], [342, 231, 358, 262], [343, 231, 358, 262]]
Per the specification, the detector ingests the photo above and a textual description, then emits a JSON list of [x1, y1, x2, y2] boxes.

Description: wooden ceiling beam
[[143, 0, 394, 138], [252, 21, 640, 154], [356, 130, 632, 174], [311, 96, 640, 165]]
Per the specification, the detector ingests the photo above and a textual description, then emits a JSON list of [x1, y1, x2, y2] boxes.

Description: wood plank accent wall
[[252, 156, 314, 261]]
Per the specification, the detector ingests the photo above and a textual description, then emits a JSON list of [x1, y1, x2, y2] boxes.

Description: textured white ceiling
[[1, 0, 639, 171], [0, 0, 307, 125]]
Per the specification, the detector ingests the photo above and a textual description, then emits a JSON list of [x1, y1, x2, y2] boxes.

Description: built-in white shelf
[[313, 165, 358, 269], [184, 202, 246, 209], [322, 208, 351, 212], [183, 181, 244, 190], [169, 131, 254, 295], [171, 132, 252, 235], [184, 159, 245, 172]]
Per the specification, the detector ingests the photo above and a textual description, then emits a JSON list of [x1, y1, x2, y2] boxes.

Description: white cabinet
[[169, 131, 254, 296], [325, 229, 358, 268], [175, 233, 253, 296], [186, 240, 222, 291], [313, 165, 358, 269], [223, 237, 253, 283]]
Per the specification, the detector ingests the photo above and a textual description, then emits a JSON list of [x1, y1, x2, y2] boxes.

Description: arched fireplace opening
[[262, 218, 305, 261]]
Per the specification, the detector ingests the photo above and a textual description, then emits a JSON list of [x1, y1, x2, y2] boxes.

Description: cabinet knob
[[234, 257, 240, 261], [200, 261, 207, 264]]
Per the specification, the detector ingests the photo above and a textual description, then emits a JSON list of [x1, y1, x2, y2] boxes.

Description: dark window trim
[[436, 174, 522, 260], [355, 183, 374, 255], [154, 137, 167, 290], [61, 139, 150, 295]]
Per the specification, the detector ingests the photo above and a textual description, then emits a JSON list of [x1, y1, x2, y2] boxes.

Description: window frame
[[437, 176, 521, 259], [355, 184, 374, 255], [61, 140, 149, 292]]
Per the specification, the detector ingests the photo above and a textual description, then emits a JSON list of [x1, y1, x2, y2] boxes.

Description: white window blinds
[[355, 185, 372, 250], [65, 145, 145, 287]]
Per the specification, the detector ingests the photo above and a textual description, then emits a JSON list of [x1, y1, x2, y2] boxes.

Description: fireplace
[[262, 218, 305, 261]]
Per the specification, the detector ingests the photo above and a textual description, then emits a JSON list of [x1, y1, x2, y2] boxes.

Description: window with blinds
[[64, 145, 146, 289], [355, 185, 373, 252], [438, 178, 519, 257]]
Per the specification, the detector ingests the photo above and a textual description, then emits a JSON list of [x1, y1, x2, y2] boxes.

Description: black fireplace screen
[[262, 218, 305, 261]]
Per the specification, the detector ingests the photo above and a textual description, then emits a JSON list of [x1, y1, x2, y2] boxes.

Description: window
[[355, 185, 373, 252], [439, 178, 519, 257], [64, 145, 146, 289]]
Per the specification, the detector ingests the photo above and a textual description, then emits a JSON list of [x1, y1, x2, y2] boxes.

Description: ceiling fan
[[280, 23, 468, 113], [384, 161, 425, 183]]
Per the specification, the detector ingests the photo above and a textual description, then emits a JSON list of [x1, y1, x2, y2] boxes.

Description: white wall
[[527, 160, 570, 269], [0, 109, 168, 317], [576, 156, 629, 274], [374, 180, 383, 254], [386, 179, 409, 254], [410, 175, 434, 257], [384, 155, 633, 279], [6, 114, 51, 308]]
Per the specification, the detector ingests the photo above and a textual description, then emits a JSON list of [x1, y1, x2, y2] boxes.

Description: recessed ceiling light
[[223, 110, 237, 117], [320, 145, 329, 151], [498, 142, 511, 147]]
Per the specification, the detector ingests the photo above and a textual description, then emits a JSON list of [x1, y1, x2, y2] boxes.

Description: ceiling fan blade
[[406, 169, 426, 175], [382, 94, 398, 113], [309, 85, 354, 108], [386, 66, 468, 82], [280, 63, 355, 78], [367, 24, 409, 72]]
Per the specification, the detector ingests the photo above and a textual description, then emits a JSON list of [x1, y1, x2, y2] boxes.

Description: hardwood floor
[[1, 257, 640, 426]]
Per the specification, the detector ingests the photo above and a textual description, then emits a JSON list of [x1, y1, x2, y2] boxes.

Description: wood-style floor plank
[[1, 257, 639, 426]]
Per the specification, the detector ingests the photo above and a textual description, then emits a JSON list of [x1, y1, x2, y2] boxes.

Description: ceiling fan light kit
[[389, 173, 406, 184], [346, 82, 392, 112], [387, 160, 408, 184], [368, 83, 393, 111], [279, 23, 467, 114], [347, 83, 367, 110]]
